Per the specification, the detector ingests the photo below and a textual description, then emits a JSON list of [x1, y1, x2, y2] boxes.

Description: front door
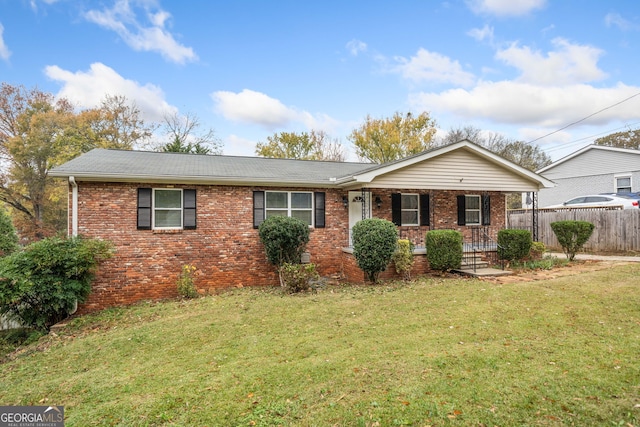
[[348, 190, 372, 245]]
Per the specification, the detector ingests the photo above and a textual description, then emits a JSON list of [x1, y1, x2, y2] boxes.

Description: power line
[[544, 120, 640, 153], [526, 90, 640, 145]]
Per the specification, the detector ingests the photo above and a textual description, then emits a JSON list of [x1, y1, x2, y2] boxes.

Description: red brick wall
[[73, 182, 350, 313], [71, 183, 506, 312], [341, 250, 431, 283]]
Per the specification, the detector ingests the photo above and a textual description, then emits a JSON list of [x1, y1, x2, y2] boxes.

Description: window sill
[[153, 229, 184, 234]]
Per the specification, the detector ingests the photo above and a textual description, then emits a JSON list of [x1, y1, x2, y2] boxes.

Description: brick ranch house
[[49, 139, 554, 313]]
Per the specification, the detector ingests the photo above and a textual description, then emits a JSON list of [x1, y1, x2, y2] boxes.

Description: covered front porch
[[330, 140, 553, 282]]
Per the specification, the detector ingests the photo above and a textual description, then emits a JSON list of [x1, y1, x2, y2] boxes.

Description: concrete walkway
[[548, 252, 640, 262], [456, 252, 640, 278]]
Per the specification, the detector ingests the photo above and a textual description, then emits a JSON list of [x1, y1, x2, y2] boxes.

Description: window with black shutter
[[137, 188, 197, 230]]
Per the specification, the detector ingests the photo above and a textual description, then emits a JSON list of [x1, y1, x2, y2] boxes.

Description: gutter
[[69, 176, 78, 237]]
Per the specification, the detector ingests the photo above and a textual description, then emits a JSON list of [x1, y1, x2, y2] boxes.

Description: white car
[[544, 194, 639, 210]]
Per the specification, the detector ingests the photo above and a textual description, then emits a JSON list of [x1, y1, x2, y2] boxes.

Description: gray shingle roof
[[49, 149, 376, 185]]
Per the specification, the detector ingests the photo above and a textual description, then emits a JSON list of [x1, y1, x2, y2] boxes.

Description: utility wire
[[544, 120, 640, 153], [526, 90, 640, 145]]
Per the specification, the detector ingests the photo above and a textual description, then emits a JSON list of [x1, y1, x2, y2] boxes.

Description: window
[[456, 194, 490, 226], [154, 189, 183, 228], [266, 191, 313, 225], [616, 176, 632, 193], [465, 195, 481, 225], [400, 194, 419, 226], [391, 193, 430, 227], [137, 188, 196, 230]]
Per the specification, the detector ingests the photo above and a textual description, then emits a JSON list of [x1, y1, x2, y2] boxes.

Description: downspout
[[69, 176, 78, 237], [68, 176, 79, 316]]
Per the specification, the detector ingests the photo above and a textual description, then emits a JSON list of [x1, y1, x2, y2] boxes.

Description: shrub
[[0, 236, 113, 332], [550, 220, 595, 261], [392, 239, 414, 280], [279, 262, 319, 293], [497, 229, 532, 262], [177, 264, 199, 298], [352, 218, 398, 283], [425, 230, 462, 272], [0, 208, 19, 257], [258, 216, 310, 267], [529, 241, 546, 260]]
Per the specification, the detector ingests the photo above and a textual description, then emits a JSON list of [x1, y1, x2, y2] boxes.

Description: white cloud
[[467, 24, 494, 42], [84, 0, 197, 64], [346, 39, 367, 56], [605, 12, 640, 31], [391, 48, 476, 87], [44, 62, 176, 121], [29, 0, 59, 12], [211, 89, 338, 131], [409, 81, 640, 128], [496, 38, 607, 85], [223, 134, 258, 157], [0, 23, 11, 61], [467, 0, 546, 16]]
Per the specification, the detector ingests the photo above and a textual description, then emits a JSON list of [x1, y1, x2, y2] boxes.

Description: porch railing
[[462, 227, 503, 271]]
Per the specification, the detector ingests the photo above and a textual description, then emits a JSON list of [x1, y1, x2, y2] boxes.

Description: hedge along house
[[49, 139, 554, 313]]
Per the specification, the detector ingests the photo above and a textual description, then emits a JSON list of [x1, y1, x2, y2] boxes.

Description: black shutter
[[183, 189, 196, 229], [253, 191, 265, 229], [482, 195, 491, 226], [314, 192, 325, 228], [391, 193, 402, 226], [137, 188, 152, 230], [420, 194, 430, 226], [457, 195, 466, 226]]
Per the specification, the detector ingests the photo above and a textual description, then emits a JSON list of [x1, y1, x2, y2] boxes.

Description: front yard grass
[[1, 263, 639, 426]]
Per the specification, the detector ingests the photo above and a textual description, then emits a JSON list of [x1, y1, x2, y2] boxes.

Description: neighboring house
[[49, 140, 553, 313], [537, 145, 640, 207]]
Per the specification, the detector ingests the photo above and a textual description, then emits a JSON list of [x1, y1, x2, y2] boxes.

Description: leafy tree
[[159, 111, 221, 154], [0, 236, 113, 331], [594, 128, 640, 150], [256, 130, 344, 161], [0, 207, 19, 257], [0, 84, 74, 238], [348, 112, 437, 163], [351, 218, 398, 283], [0, 85, 154, 239]]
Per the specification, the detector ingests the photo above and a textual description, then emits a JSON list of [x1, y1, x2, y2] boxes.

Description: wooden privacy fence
[[507, 208, 640, 253]]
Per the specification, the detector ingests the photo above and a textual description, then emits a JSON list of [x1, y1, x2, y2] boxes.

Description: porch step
[[456, 250, 511, 277], [454, 267, 512, 277]]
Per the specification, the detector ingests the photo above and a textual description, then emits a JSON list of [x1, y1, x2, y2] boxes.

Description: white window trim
[[401, 193, 420, 226], [265, 191, 314, 226], [465, 195, 482, 226], [152, 188, 183, 230], [614, 174, 632, 193]]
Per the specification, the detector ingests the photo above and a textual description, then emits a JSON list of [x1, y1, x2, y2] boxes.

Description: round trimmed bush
[[352, 218, 398, 283]]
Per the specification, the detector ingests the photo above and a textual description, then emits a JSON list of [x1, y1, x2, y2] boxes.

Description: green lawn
[[1, 264, 639, 426]]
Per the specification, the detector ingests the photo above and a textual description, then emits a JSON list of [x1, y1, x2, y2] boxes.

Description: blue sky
[[2, 0, 640, 162]]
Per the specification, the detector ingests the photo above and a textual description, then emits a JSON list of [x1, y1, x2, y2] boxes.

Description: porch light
[[342, 196, 349, 208], [375, 196, 382, 209]]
